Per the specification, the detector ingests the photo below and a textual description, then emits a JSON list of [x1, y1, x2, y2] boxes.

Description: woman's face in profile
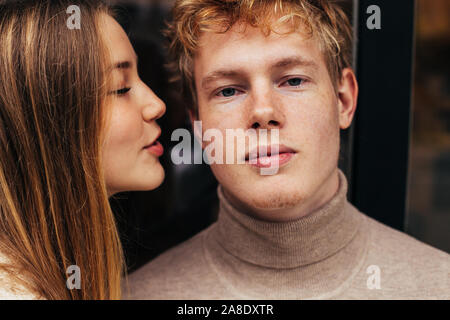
[[99, 14, 166, 196]]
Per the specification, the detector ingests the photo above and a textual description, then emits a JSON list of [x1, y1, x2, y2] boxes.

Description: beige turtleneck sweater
[[126, 170, 450, 299]]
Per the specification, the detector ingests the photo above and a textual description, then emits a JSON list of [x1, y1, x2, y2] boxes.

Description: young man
[[127, 0, 449, 299]]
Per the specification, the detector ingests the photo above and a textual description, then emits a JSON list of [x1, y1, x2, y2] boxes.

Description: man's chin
[[247, 192, 304, 210]]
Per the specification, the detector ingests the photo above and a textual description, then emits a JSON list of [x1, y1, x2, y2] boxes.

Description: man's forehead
[[198, 18, 313, 42], [195, 18, 321, 61], [194, 22, 322, 69]]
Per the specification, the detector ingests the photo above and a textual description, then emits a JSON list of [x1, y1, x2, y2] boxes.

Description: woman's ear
[[337, 68, 358, 129]]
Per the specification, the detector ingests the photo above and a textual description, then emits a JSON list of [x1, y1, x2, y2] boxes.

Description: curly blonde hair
[[166, 0, 353, 113]]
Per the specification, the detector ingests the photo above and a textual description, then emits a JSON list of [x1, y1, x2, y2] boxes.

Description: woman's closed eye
[[109, 87, 131, 96], [115, 87, 131, 95]]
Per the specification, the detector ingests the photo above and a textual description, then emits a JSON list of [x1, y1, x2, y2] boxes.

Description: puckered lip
[[245, 144, 296, 161], [143, 128, 161, 149]]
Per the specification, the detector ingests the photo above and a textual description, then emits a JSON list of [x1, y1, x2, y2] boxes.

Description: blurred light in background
[[406, 0, 450, 253]]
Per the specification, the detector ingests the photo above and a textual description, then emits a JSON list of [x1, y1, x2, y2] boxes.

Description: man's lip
[[245, 144, 296, 161]]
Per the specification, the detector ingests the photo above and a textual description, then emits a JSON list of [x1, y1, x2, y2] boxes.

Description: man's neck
[[222, 167, 340, 222]]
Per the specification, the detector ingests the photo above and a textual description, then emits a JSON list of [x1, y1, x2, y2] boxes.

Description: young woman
[[0, 0, 165, 299]]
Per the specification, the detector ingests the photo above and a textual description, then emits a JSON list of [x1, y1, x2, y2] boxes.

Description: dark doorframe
[[348, 0, 416, 231]]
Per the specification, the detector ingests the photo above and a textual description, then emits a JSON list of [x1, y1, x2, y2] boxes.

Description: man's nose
[[247, 90, 285, 130]]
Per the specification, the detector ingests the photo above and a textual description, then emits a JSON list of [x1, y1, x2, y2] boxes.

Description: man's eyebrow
[[201, 70, 244, 90], [271, 56, 319, 71]]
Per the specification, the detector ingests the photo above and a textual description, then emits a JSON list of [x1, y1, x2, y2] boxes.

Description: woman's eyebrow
[[114, 61, 131, 69], [110, 53, 139, 71]]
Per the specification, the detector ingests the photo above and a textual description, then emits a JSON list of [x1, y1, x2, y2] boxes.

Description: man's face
[[194, 22, 356, 221]]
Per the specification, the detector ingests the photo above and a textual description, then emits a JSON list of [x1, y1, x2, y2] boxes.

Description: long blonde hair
[[0, 0, 124, 299]]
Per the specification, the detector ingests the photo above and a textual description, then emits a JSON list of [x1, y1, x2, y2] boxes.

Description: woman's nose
[[142, 85, 166, 122]]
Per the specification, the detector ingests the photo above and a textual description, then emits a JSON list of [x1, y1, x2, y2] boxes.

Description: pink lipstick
[[144, 140, 164, 157]]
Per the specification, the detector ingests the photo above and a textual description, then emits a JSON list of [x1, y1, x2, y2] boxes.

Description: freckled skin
[[100, 15, 166, 196], [193, 22, 358, 222]]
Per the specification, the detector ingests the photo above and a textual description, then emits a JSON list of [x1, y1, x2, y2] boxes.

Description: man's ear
[[337, 68, 358, 129]]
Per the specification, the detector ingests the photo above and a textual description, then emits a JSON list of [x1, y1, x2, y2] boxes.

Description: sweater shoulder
[[125, 224, 218, 299], [358, 214, 450, 298], [365, 214, 449, 264]]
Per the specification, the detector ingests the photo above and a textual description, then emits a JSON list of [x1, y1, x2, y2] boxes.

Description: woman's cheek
[[108, 104, 143, 147]]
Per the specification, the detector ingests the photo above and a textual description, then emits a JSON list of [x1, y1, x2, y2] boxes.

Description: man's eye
[[115, 87, 131, 95], [218, 88, 237, 97], [286, 78, 303, 87]]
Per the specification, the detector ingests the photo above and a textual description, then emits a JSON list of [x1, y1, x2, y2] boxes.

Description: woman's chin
[[132, 170, 165, 192], [140, 165, 166, 191], [107, 166, 165, 196]]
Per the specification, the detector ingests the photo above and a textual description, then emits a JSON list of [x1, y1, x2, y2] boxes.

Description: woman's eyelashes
[[115, 87, 131, 96], [108, 87, 131, 96]]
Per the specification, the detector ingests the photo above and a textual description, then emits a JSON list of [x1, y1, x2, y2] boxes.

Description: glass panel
[[406, 0, 450, 253]]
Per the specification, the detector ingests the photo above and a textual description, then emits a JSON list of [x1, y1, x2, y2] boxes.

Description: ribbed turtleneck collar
[[214, 169, 362, 269]]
